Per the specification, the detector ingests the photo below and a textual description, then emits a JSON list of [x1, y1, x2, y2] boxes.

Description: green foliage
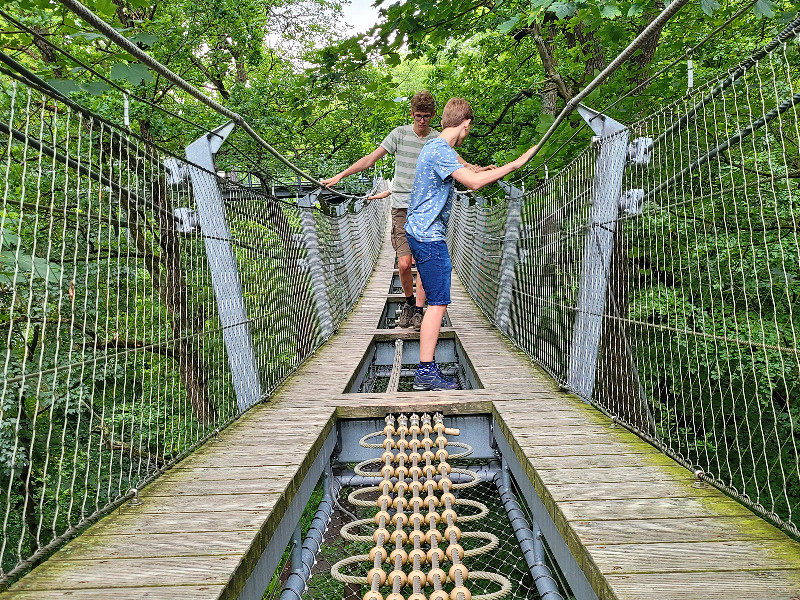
[[0, 0, 798, 579], [109, 62, 154, 86]]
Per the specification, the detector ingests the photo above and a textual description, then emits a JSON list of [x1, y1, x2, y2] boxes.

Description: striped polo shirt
[[380, 124, 440, 209]]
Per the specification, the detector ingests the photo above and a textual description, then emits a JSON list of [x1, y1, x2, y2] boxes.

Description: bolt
[[128, 488, 143, 507]]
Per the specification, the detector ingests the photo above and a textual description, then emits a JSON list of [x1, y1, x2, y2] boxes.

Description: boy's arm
[[366, 189, 391, 200], [321, 146, 389, 187], [450, 146, 537, 191]]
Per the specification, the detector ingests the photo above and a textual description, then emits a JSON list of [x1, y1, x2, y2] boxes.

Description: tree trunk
[[541, 83, 558, 116], [630, 2, 667, 88], [32, 27, 63, 78], [152, 176, 215, 423], [574, 22, 607, 82], [531, 21, 573, 105]]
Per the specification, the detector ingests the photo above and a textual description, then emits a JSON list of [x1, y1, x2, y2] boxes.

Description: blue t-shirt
[[404, 138, 462, 242]]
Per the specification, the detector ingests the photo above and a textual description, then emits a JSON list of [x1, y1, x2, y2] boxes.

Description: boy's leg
[[415, 274, 426, 307], [419, 305, 446, 362], [398, 250, 426, 307], [407, 238, 456, 391], [397, 253, 415, 297], [411, 272, 426, 331], [392, 209, 416, 327]]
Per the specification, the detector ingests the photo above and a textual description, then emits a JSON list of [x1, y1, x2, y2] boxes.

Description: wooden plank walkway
[[5, 223, 800, 599]]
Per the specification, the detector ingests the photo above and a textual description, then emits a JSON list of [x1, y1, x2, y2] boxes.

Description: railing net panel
[[448, 33, 800, 537], [0, 75, 386, 581]]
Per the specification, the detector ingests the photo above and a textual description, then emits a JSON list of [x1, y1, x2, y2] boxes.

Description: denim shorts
[[406, 236, 451, 306]]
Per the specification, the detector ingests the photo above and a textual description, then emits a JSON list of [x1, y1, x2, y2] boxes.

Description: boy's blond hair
[[440, 98, 474, 129], [410, 90, 436, 115]]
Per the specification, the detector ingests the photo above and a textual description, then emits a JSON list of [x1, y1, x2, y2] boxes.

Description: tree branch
[[82, 399, 166, 465], [471, 88, 538, 138], [187, 55, 230, 100]]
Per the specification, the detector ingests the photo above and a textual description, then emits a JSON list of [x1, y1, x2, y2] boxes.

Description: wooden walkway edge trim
[[220, 412, 337, 600]]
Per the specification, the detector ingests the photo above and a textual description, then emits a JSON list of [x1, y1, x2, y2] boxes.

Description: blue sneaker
[[413, 362, 458, 391]]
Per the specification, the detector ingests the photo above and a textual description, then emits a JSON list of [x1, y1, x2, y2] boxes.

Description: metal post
[[335, 201, 358, 306], [567, 105, 629, 400], [501, 457, 511, 490], [322, 462, 332, 504], [298, 190, 334, 339], [494, 182, 524, 333], [185, 122, 261, 412]]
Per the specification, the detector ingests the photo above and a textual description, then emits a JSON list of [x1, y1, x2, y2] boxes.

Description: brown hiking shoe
[[396, 303, 414, 328], [412, 311, 423, 331]]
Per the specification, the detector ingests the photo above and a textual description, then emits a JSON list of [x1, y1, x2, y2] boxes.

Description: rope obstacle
[[331, 413, 511, 600]]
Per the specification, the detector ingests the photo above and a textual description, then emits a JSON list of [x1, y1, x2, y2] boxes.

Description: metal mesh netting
[[265, 415, 556, 600], [446, 27, 800, 536], [0, 74, 386, 581], [299, 481, 543, 600], [448, 195, 509, 314]]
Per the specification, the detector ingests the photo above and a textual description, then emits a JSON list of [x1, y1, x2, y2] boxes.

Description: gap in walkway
[[345, 333, 481, 394]]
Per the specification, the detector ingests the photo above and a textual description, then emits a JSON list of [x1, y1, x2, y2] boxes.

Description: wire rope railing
[[0, 61, 387, 584], [447, 19, 800, 538]]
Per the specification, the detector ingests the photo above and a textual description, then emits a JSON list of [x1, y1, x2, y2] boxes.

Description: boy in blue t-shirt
[[405, 98, 538, 390]]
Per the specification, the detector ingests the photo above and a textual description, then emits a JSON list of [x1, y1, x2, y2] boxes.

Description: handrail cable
[[0, 51, 337, 217], [58, 0, 685, 198], [653, 12, 800, 146], [646, 88, 800, 199], [55, 0, 363, 201], [601, 0, 761, 118], [523, 0, 689, 161], [0, 9, 219, 140], [523, 10, 800, 187], [515, 0, 759, 182]]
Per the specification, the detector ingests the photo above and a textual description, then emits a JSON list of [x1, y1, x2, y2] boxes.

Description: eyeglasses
[[413, 113, 433, 121]]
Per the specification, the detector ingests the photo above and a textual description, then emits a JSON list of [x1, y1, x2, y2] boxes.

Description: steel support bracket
[[186, 122, 262, 412], [567, 106, 629, 400], [494, 182, 525, 333]]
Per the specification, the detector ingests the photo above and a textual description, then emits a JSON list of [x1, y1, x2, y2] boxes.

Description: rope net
[[0, 71, 386, 581], [447, 26, 800, 537], [268, 413, 552, 600]]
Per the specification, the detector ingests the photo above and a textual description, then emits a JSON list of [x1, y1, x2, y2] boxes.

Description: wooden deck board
[[52, 532, 257, 559], [603, 571, 800, 600], [8, 556, 241, 590], [2, 587, 227, 599], [5, 219, 800, 600], [589, 539, 800, 572], [569, 516, 787, 544]]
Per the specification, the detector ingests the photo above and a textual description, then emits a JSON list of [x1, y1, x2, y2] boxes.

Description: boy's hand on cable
[[465, 163, 497, 172], [513, 146, 539, 170], [366, 189, 391, 201], [320, 174, 342, 187]]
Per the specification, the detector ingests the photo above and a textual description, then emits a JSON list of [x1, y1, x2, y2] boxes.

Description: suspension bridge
[[1, 2, 800, 599]]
